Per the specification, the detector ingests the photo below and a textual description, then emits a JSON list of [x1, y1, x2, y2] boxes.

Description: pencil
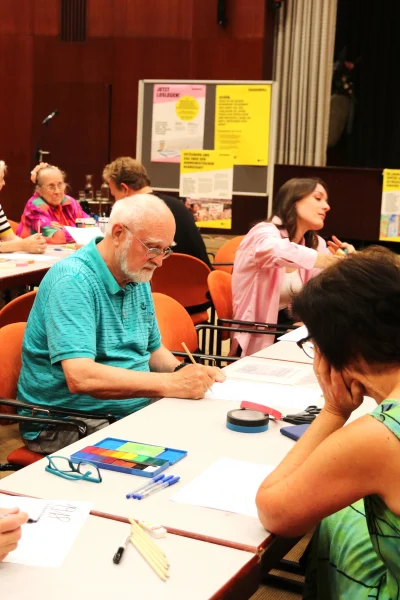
[[131, 530, 169, 571], [181, 342, 196, 364], [130, 535, 168, 581], [130, 526, 169, 568], [182, 342, 215, 395], [128, 518, 168, 561], [37, 222, 41, 235]]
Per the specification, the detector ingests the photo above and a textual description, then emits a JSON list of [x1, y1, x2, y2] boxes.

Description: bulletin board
[[136, 79, 278, 215]]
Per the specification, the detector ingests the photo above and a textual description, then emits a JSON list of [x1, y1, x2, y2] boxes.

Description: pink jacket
[[232, 218, 329, 356]]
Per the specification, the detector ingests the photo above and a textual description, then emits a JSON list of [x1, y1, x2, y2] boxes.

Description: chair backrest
[[152, 292, 198, 354], [0, 322, 26, 417], [213, 236, 245, 274], [0, 290, 37, 328], [151, 253, 211, 309], [207, 271, 232, 341], [8, 219, 19, 234]]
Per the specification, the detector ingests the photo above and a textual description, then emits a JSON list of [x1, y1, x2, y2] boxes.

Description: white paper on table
[[64, 226, 104, 245], [206, 379, 322, 410], [0, 494, 92, 568], [224, 357, 318, 387], [277, 325, 308, 342], [171, 457, 274, 518]]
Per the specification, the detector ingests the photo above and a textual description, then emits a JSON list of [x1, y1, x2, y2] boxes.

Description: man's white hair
[[106, 193, 172, 235]]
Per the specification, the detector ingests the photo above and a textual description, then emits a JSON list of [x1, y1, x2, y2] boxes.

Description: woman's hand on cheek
[[314, 349, 364, 419]]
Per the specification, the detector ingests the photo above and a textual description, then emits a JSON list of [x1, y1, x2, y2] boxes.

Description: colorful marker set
[[70, 437, 187, 478], [127, 473, 180, 500]]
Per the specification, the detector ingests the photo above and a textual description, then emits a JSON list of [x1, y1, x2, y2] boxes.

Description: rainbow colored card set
[[70, 437, 187, 478]]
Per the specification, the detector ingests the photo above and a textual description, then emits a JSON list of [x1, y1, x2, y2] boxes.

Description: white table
[[251, 341, 313, 364], [0, 397, 299, 553], [1, 512, 259, 600], [0, 246, 75, 291]]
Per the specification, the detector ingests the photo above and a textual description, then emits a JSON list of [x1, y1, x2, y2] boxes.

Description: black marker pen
[[113, 533, 130, 564]]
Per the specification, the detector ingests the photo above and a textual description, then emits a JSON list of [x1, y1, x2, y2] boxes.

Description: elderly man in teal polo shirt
[[17, 194, 224, 453]]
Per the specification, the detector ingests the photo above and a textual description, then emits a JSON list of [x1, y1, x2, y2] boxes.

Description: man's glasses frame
[[45, 455, 102, 483], [122, 224, 176, 260], [297, 335, 315, 359]]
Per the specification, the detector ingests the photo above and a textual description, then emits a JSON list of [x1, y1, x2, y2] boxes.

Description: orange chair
[[151, 253, 212, 326], [213, 236, 245, 274], [0, 323, 116, 471], [0, 290, 37, 328], [152, 292, 198, 355], [207, 270, 293, 355], [152, 292, 237, 365], [8, 219, 19, 234]]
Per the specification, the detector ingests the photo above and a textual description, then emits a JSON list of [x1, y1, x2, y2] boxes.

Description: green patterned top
[[304, 400, 400, 599]]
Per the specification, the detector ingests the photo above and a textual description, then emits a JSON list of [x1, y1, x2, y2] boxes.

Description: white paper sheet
[[224, 357, 318, 387], [277, 325, 308, 342], [171, 457, 274, 517], [206, 379, 322, 410], [64, 226, 104, 245], [0, 494, 92, 567]]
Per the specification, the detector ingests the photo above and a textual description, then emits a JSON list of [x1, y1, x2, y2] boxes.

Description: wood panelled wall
[[0, 0, 275, 221]]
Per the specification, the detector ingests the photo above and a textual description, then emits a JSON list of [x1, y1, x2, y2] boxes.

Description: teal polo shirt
[[17, 237, 161, 440]]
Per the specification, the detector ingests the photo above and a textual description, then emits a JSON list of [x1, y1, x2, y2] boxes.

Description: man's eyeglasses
[[122, 224, 176, 260], [297, 335, 315, 359], [45, 455, 102, 483]]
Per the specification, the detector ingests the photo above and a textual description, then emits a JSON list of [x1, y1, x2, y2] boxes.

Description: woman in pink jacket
[[232, 178, 354, 356]]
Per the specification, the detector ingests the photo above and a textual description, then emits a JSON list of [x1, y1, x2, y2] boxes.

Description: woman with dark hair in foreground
[[256, 247, 400, 599]]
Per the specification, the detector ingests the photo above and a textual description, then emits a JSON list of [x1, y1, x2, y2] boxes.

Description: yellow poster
[[380, 169, 400, 242], [180, 150, 233, 200], [214, 85, 271, 166]]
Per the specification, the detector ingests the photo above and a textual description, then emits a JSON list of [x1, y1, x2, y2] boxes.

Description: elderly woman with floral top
[[17, 163, 89, 244]]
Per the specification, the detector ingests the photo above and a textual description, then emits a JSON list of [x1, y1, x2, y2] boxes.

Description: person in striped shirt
[[0, 161, 46, 254]]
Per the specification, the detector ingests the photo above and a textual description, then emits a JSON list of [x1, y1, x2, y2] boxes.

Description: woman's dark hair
[[292, 246, 400, 370], [271, 178, 328, 250]]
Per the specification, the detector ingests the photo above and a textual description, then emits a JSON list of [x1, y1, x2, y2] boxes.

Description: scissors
[[282, 405, 321, 425]]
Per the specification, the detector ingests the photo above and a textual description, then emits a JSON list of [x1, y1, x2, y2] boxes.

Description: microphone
[[42, 109, 59, 125]]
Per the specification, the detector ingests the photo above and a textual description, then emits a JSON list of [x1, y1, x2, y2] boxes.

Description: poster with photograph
[[380, 169, 400, 241], [151, 84, 206, 163], [179, 150, 233, 200], [185, 198, 232, 230]]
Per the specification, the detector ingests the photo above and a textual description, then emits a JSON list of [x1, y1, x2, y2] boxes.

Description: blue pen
[[133, 475, 174, 499], [138, 476, 180, 500], [126, 474, 166, 499]]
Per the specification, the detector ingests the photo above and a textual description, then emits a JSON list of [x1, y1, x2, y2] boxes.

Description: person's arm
[[254, 224, 337, 271], [61, 357, 224, 400], [0, 229, 47, 253], [0, 509, 29, 561], [255, 352, 389, 536], [149, 344, 181, 372]]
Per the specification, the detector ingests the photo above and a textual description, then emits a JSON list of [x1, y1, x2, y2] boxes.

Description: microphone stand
[[28, 118, 54, 176]]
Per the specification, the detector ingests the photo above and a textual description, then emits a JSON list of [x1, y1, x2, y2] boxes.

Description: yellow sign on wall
[[380, 169, 400, 241], [214, 85, 271, 166]]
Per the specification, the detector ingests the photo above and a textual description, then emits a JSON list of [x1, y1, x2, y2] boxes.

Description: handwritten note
[[0, 494, 92, 567]]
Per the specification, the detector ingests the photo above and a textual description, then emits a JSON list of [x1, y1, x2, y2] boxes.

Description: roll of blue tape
[[226, 409, 269, 434]]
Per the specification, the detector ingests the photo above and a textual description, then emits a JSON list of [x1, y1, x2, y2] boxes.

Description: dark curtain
[[331, 0, 400, 168]]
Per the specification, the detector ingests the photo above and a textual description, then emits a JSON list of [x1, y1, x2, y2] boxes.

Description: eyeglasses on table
[[45, 455, 102, 483]]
